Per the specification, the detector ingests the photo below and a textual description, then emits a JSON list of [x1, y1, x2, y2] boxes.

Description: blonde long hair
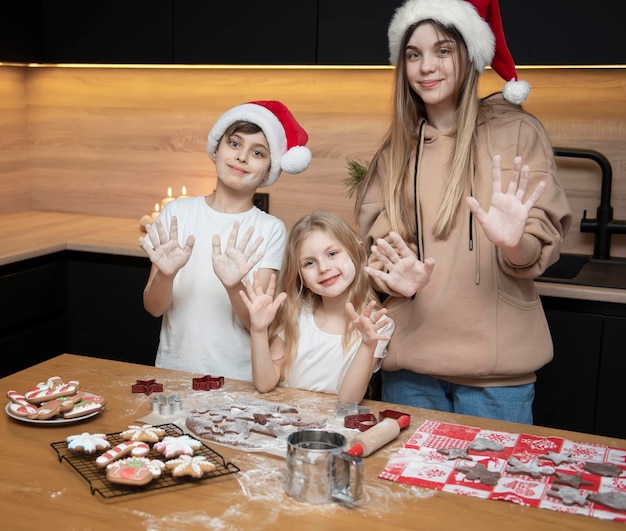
[[269, 210, 378, 379], [356, 20, 481, 240]]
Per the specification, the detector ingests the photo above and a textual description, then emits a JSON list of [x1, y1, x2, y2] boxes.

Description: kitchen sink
[[537, 253, 626, 289]]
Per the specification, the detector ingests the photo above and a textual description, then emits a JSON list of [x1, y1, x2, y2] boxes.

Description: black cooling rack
[[51, 423, 240, 498]]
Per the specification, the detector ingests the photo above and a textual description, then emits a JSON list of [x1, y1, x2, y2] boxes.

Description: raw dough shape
[[583, 461, 623, 477], [437, 447, 473, 461], [468, 437, 504, 453], [553, 472, 593, 488], [547, 485, 589, 507], [455, 462, 501, 486], [506, 456, 555, 478], [588, 491, 626, 511], [538, 451, 574, 466]]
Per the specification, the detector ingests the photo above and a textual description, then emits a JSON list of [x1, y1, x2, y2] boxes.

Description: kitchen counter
[[1, 210, 625, 304], [2, 354, 625, 531]]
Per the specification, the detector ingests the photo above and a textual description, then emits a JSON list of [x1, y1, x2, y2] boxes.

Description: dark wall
[[0, 1, 622, 65]]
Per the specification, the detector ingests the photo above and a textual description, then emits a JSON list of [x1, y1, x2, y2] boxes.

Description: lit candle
[[178, 185, 188, 198], [161, 187, 174, 209], [151, 203, 161, 220]]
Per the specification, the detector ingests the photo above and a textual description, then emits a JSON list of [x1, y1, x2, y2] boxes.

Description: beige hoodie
[[359, 94, 572, 387]]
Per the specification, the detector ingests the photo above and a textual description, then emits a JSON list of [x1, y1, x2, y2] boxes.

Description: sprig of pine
[[343, 159, 370, 198]]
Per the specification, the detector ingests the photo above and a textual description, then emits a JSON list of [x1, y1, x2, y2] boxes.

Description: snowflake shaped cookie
[[153, 435, 203, 458], [66, 432, 110, 454], [165, 455, 216, 478], [120, 424, 165, 443]]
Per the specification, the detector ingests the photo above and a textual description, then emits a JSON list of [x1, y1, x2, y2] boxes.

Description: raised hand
[[212, 222, 265, 288], [466, 155, 545, 249], [345, 300, 392, 346], [239, 272, 287, 332], [366, 231, 435, 297], [139, 216, 195, 276]]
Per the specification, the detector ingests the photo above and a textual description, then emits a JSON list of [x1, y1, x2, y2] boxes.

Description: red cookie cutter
[[379, 409, 411, 425], [192, 375, 224, 391], [131, 378, 164, 396], [344, 413, 378, 431]]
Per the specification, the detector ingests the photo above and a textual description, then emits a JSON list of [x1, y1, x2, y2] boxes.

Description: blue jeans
[[381, 370, 534, 424]]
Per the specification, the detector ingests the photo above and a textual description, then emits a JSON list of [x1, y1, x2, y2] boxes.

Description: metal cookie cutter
[[192, 375, 224, 391], [344, 413, 378, 432], [151, 394, 183, 417], [131, 378, 164, 396], [335, 402, 370, 420]]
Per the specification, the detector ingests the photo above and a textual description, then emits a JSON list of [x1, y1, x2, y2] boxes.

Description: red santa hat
[[207, 100, 311, 187], [388, 0, 530, 104]]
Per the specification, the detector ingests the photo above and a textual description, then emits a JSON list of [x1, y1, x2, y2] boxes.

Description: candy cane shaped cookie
[[24, 379, 80, 403], [96, 441, 150, 468], [6, 391, 38, 417]]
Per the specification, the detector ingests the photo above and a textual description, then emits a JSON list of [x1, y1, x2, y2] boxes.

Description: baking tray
[[51, 423, 240, 498]]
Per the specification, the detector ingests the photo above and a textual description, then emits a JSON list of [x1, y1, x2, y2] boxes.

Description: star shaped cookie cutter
[[192, 375, 224, 391], [150, 394, 183, 416], [131, 378, 164, 396]]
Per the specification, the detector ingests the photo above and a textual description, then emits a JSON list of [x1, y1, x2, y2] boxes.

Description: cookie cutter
[[192, 375, 224, 391], [379, 409, 411, 425], [344, 413, 378, 431], [131, 378, 164, 396], [150, 394, 183, 416]]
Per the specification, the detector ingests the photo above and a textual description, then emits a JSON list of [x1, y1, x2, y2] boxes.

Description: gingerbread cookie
[[165, 455, 216, 478], [66, 432, 110, 454], [583, 461, 623, 477], [455, 463, 501, 486], [120, 424, 166, 443], [106, 456, 165, 486], [506, 457, 555, 479], [153, 435, 203, 459], [24, 377, 80, 404], [62, 394, 106, 419], [96, 441, 151, 468]]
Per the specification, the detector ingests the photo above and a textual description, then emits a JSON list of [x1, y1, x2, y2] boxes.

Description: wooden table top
[[1, 354, 624, 531]]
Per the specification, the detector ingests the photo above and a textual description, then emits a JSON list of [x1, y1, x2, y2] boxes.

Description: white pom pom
[[503, 79, 531, 105], [281, 146, 312, 174]]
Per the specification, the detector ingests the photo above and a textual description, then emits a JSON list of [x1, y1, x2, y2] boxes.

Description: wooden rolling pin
[[346, 415, 411, 457]]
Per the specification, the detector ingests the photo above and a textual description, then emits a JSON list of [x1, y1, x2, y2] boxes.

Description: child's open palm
[[140, 216, 195, 276], [466, 155, 545, 249], [346, 300, 392, 346], [213, 222, 265, 288], [239, 272, 287, 332]]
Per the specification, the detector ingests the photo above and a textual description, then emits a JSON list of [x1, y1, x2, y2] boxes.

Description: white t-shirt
[[149, 196, 287, 381], [282, 307, 394, 395]]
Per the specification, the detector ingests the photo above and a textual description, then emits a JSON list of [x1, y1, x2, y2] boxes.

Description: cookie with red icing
[[105, 456, 164, 486]]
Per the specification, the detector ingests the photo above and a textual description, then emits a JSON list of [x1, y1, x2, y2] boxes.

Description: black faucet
[[553, 147, 626, 261]]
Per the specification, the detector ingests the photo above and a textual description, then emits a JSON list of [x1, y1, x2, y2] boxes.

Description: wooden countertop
[[2, 354, 625, 531], [1, 210, 625, 304]]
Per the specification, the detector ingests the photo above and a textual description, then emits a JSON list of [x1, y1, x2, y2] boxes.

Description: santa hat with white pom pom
[[207, 100, 311, 188], [388, 0, 530, 105]]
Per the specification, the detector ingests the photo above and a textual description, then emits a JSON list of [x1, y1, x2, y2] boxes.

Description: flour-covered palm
[[366, 232, 435, 297], [213, 222, 265, 288], [466, 155, 546, 249], [139, 216, 195, 276], [239, 272, 287, 332], [346, 300, 392, 346]]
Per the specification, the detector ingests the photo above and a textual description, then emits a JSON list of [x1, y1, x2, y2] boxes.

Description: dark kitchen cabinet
[[0, 251, 161, 377], [0, 255, 67, 377], [535, 296, 626, 439], [41, 0, 172, 64], [2, 1, 622, 65], [172, 1, 317, 65]]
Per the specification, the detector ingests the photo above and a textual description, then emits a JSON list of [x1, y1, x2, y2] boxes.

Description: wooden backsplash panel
[[3, 65, 626, 257], [0, 66, 29, 213]]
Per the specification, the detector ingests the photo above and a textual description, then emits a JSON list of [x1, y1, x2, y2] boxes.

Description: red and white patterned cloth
[[379, 420, 626, 522]]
